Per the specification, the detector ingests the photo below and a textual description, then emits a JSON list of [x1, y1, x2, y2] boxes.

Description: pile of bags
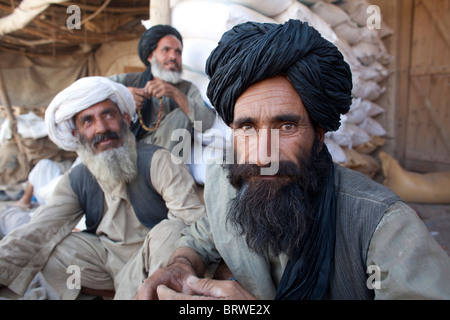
[[171, 0, 393, 181]]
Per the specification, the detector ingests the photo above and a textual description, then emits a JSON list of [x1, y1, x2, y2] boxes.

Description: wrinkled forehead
[[233, 76, 309, 124]]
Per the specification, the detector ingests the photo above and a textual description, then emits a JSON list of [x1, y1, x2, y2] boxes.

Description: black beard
[[224, 137, 328, 256]]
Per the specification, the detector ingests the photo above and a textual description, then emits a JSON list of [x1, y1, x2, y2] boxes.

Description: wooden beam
[[150, 0, 170, 26], [394, 0, 414, 164], [0, 72, 29, 173]]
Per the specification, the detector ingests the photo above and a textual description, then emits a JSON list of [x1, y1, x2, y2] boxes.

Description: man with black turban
[[134, 20, 450, 300], [109, 25, 216, 151]]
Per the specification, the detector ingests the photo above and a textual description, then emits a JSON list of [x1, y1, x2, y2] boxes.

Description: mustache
[[92, 130, 120, 147], [165, 59, 179, 67], [224, 161, 307, 190]]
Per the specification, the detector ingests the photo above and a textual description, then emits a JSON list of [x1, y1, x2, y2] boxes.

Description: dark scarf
[[130, 67, 154, 140], [275, 150, 336, 300]]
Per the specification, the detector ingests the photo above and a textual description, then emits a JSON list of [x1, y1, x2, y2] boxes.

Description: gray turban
[[45, 76, 135, 152], [206, 19, 353, 132]]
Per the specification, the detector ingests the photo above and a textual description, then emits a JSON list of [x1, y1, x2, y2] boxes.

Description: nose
[[93, 118, 109, 135], [255, 129, 272, 167], [236, 129, 279, 167]]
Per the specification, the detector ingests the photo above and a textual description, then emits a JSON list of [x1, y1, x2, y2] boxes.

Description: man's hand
[[157, 275, 257, 300], [144, 79, 190, 114], [134, 261, 196, 300], [127, 87, 147, 110], [144, 78, 176, 100]]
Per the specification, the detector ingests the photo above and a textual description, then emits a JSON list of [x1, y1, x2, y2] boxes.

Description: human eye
[[280, 122, 296, 131], [240, 124, 257, 134]]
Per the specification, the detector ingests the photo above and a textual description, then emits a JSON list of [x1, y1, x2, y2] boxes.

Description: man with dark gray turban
[[135, 20, 450, 301], [0, 77, 205, 300], [109, 24, 216, 152]]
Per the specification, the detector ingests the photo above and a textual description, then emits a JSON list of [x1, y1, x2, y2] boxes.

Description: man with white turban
[[0, 77, 205, 300]]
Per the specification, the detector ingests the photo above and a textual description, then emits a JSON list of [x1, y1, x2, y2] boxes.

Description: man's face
[[226, 75, 327, 256], [147, 35, 182, 73], [231, 75, 320, 173], [73, 99, 131, 154]]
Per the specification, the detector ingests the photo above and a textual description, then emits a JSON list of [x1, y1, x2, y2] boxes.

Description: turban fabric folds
[[138, 24, 183, 66], [206, 19, 353, 132], [45, 76, 135, 152]]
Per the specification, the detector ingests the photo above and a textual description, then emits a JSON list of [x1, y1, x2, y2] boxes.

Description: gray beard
[[150, 55, 183, 84], [77, 128, 138, 190]]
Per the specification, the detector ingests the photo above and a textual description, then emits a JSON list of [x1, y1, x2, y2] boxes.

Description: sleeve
[[367, 201, 450, 299], [184, 83, 216, 132], [0, 172, 84, 295], [150, 148, 206, 226], [108, 72, 143, 88]]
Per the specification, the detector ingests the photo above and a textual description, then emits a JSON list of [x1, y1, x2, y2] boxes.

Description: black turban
[[206, 19, 353, 132], [138, 25, 183, 66]]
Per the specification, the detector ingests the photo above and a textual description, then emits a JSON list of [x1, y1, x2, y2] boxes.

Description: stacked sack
[[171, 0, 393, 181]]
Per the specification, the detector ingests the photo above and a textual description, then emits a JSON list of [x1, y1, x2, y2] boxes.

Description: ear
[[72, 128, 78, 137], [316, 126, 326, 152], [123, 112, 132, 125]]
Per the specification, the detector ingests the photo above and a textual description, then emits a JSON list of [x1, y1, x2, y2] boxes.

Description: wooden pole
[[149, 0, 171, 26], [0, 71, 29, 173]]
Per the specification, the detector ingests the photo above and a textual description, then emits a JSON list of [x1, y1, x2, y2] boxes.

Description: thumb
[[186, 275, 222, 298]]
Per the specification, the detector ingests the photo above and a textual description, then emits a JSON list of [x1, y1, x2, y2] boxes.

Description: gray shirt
[[178, 162, 450, 299]]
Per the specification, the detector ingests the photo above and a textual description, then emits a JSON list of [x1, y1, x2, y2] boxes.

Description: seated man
[[109, 24, 216, 152], [135, 20, 450, 300], [0, 77, 205, 300]]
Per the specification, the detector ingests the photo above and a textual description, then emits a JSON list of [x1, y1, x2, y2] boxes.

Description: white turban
[[45, 76, 136, 151]]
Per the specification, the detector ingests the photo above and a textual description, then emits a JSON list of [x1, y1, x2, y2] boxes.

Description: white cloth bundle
[[45, 76, 135, 151]]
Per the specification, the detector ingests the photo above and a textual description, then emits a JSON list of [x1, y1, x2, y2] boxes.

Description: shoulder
[[334, 163, 400, 205], [109, 72, 143, 87]]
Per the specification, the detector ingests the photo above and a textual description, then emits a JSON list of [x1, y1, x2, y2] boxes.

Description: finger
[[134, 96, 145, 110], [157, 284, 216, 300], [186, 275, 224, 298], [133, 282, 154, 300]]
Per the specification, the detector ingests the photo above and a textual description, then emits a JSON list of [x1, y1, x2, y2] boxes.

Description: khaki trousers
[[41, 219, 186, 300]]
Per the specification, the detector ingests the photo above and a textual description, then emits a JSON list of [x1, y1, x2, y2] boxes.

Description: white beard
[[77, 127, 138, 190], [150, 55, 183, 84]]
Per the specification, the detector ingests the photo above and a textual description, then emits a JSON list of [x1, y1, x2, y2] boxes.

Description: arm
[[0, 172, 84, 295], [134, 246, 205, 300], [150, 148, 205, 226], [144, 78, 190, 115], [368, 201, 450, 299], [146, 79, 216, 131]]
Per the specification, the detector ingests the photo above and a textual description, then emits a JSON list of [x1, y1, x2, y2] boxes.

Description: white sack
[[17, 112, 48, 140], [352, 77, 385, 101], [171, 0, 275, 41], [311, 1, 350, 27], [358, 117, 387, 137], [224, 0, 294, 17], [329, 121, 371, 148], [182, 38, 219, 74], [325, 135, 347, 163], [273, 1, 338, 43]]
